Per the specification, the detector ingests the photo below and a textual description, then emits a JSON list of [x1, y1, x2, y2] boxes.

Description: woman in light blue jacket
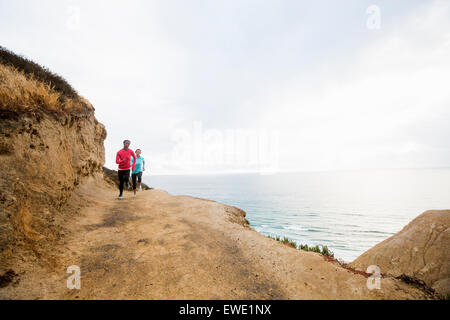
[[130, 149, 146, 197]]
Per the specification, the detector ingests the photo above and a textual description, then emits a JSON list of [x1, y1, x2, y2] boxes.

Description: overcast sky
[[1, 0, 449, 174]]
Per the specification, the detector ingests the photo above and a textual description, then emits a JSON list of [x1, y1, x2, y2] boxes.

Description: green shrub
[[267, 234, 334, 257]]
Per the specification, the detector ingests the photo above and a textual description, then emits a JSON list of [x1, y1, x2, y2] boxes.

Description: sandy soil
[[0, 178, 436, 299]]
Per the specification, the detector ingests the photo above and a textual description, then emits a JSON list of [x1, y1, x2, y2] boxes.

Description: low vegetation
[[0, 46, 78, 98], [0, 46, 89, 114], [267, 234, 334, 257]]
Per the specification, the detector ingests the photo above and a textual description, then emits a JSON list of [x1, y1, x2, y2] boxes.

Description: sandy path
[[0, 179, 435, 299]]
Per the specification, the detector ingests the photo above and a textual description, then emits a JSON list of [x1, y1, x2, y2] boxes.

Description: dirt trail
[[0, 179, 436, 299]]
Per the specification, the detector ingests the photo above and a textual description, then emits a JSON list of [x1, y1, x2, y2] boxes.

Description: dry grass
[[0, 46, 92, 114], [0, 64, 90, 114], [0, 46, 78, 99]]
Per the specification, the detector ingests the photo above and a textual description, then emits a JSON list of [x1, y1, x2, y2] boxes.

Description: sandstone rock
[[350, 210, 450, 296], [0, 61, 107, 268]]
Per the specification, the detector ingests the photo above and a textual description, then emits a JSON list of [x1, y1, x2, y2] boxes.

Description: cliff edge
[[350, 210, 450, 296], [0, 180, 439, 299]]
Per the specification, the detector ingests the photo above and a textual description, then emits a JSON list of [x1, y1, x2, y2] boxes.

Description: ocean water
[[144, 168, 450, 262]]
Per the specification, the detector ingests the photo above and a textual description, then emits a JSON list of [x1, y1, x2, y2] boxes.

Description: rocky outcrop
[[0, 52, 107, 270], [350, 210, 450, 296]]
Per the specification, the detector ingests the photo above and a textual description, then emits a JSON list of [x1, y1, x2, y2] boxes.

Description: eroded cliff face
[[0, 83, 106, 271], [350, 210, 450, 296]]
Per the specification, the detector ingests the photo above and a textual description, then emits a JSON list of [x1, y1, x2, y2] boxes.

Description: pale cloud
[[255, 0, 450, 172]]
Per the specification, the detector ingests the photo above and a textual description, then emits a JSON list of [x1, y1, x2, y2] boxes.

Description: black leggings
[[118, 169, 130, 195], [132, 172, 142, 190]]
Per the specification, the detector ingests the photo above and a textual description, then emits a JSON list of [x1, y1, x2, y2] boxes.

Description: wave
[[283, 225, 307, 231]]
